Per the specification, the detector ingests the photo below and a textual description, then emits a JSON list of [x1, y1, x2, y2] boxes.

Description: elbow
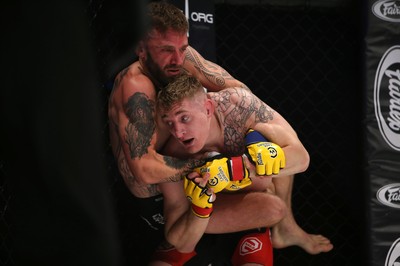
[[286, 146, 310, 174], [165, 233, 195, 254], [175, 244, 196, 254], [138, 176, 153, 185], [297, 149, 310, 173], [134, 166, 155, 185], [165, 231, 180, 251]]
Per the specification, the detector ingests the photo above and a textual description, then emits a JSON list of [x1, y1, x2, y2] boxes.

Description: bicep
[[118, 90, 156, 158], [117, 89, 167, 181], [252, 111, 299, 148]]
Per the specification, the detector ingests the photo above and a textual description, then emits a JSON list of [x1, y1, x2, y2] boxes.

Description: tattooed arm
[[183, 46, 250, 92], [210, 87, 310, 177], [108, 66, 204, 197]]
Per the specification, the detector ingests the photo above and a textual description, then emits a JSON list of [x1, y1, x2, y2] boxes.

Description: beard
[[145, 51, 182, 87]]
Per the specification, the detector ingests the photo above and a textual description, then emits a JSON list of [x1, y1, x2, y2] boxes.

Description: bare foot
[[271, 219, 334, 254]]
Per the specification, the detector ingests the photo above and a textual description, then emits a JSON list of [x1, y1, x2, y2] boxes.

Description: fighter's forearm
[[165, 210, 210, 253], [274, 144, 309, 178]]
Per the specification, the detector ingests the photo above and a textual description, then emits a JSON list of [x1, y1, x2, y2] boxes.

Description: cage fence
[[0, 1, 364, 266]]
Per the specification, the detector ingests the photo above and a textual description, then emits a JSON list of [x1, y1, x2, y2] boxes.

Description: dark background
[[212, 3, 365, 266], [109, 1, 365, 265], [1, 1, 365, 265]]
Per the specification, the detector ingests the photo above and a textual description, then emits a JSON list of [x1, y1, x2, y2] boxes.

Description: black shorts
[[136, 194, 165, 231], [117, 193, 166, 265]]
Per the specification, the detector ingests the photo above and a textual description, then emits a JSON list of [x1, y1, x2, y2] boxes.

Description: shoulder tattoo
[[212, 88, 274, 155], [124, 92, 155, 159], [113, 67, 129, 89]]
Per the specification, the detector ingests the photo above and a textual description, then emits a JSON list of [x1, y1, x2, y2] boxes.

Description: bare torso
[[108, 47, 248, 199]]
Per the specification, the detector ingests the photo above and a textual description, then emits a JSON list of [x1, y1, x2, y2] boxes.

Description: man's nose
[[171, 50, 185, 65], [174, 125, 186, 139]]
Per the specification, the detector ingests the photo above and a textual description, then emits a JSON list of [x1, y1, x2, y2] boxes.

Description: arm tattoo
[[119, 156, 159, 196], [108, 68, 129, 107], [163, 156, 205, 182], [254, 102, 274, 123], [124, 92, 155, 159], [239, 83, 251, 92], [112, 122, 123, 155], [113, 67, 129, 89], [185, 49, 233, 87], [211, 88, 274, 155]]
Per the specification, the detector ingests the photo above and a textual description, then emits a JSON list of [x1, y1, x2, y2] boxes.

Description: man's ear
[[136, 41, 145, 58], [205, 99, 214, 117]]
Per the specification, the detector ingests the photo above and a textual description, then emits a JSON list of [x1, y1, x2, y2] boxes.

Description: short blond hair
[[157, 74, 205, 111]]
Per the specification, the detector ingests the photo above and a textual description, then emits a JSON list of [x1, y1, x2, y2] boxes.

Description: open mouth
[[182, 138, 194, 146]]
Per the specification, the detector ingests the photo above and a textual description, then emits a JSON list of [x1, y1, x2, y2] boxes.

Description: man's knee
[[257, 193, 286, 225]]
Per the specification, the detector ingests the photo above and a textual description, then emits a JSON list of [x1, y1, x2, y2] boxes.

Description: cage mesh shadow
[[0, 2, 364, 266], [214, 3, 364, 266]]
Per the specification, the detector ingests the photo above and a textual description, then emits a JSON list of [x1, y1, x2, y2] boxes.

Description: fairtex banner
[[366, 1, 400, 265]]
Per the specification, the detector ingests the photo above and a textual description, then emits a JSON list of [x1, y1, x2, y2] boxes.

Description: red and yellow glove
[[245, 129, 286, 175], [184, 174, 214, 218], [193, 155, 252, 193]]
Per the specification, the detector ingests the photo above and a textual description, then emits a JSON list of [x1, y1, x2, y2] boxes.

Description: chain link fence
[[1, 1, 364, 265], [213, 3, 364, 266]]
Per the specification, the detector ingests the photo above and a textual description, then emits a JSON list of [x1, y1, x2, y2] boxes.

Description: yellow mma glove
[[224, 174, 253, 192], [245, 129, 286, 175], [184, 175, 214, 218], [194, 155, 251, 193]]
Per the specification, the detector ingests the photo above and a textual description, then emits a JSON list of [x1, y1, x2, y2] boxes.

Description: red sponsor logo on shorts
[[239, 237, 263, 256]]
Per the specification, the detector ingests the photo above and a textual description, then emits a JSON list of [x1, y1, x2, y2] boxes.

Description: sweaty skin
[[157, 79, 333, 254], [109, 2, 333, 255], [108, 41, 247, 198]]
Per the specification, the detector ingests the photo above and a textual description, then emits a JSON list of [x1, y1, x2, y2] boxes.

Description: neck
[[138, 58, 165, 91], [203, 107, 225, 154]]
